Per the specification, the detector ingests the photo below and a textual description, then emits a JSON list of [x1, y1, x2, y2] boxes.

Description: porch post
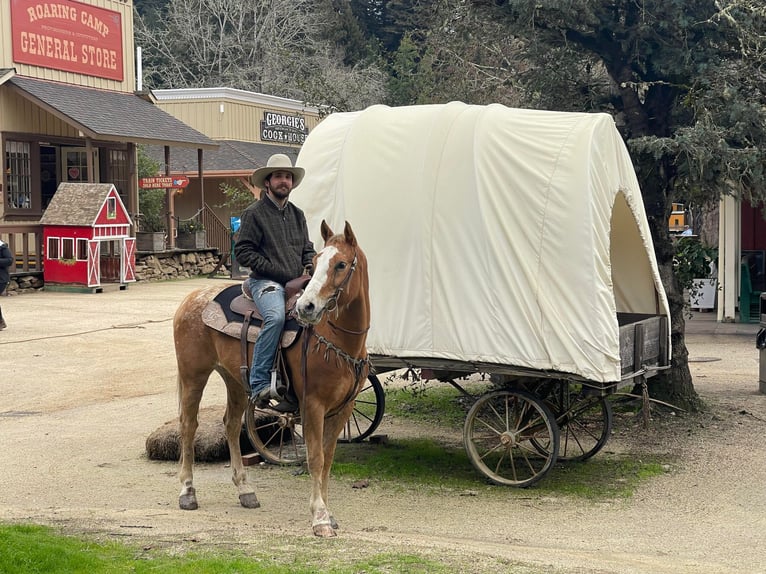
[[165, 145, 175, 249], [198, 148, 204, 213], [86, 138, 95, 183]]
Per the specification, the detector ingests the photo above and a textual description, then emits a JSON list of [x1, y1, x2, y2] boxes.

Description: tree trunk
[[647, 258, 704, 412], [638, 155, 704, 412]]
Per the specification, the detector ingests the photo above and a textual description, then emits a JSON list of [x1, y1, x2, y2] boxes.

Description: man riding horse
[[234, 154, 316, 412]]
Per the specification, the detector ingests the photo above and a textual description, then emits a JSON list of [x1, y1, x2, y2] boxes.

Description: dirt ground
[[1, 278, 765, 574]]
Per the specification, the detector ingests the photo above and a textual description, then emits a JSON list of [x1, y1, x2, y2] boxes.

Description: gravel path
[[1, 279, 765, 573]]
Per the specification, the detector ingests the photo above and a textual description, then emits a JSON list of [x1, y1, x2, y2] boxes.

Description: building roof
[[40, 183, 123, 226], [153, 87, 321, 115], [4, 75, 218, 149], [144, 141, 300, 175]]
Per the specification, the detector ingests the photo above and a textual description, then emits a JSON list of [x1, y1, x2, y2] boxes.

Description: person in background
[[0, 238, 12, 330], [233, 154, 316, 411]]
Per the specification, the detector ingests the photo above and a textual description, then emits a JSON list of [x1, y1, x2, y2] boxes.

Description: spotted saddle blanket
[[200, 277, 309, 346]]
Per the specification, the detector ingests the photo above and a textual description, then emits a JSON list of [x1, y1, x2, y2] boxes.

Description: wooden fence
[[0, 224, 43, 274]]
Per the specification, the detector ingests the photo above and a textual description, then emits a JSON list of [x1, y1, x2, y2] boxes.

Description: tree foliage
[[134, 0, 386, 111], [132, 0, 766, 409], [451, 0, 766, 409]]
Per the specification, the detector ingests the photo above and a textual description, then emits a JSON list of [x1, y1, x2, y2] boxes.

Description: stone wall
[[134, 250, 220, 282], [6, 250, 222, 294]]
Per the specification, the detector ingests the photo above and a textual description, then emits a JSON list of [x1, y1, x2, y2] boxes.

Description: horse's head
[[296, 220, 368, 325]]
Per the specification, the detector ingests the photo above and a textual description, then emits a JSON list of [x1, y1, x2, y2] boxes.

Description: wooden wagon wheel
[[531, 382, 613, 462], [245, 404, 305, 465], [338, 375, 386, 443], [463, 389, 559, 487]]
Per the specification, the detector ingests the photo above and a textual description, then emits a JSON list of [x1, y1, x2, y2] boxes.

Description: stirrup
[[269, 370, 287, 399]]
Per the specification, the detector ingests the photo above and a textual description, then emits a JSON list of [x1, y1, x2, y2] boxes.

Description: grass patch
[[334, 438, 479, 489], [0, 524, 455, 574], [334, 436, 668, 499], [535, 458, 668, 498], [336, 382, 671, 499], [382, 379, 491, 427]]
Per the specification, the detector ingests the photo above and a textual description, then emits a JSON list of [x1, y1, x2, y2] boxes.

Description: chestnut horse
[[173, 221, 369, 537]]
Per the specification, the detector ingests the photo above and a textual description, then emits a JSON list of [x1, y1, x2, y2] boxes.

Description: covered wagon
[[293, 102, 671, 485]]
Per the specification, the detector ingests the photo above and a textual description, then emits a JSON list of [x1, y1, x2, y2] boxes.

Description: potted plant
[[136, 187, 167, 251], [674, 236, 718, 310], [176, 217, 206, 249], [136, 147, 167, 251]]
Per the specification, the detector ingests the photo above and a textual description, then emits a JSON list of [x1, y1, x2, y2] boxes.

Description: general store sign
[[11, 0, 124, 81], [260, 111, 309, 145], [139, 176, 190, 189]]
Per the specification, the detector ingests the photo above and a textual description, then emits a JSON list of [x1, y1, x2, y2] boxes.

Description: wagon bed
[[369, 312, 670, 390]]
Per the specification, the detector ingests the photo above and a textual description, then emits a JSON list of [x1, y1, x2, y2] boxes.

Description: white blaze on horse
[[173, 221, 370, 537]]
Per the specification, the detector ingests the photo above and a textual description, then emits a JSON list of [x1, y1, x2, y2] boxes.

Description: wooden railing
[[1, 211, 230, 277], [201, 204, 232, 259], [0, 224, 43, 274]]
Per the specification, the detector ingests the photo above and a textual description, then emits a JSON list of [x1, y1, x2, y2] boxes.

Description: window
[[47, 237, 60, 260], [108, 149, 129, 201], [77, 238, 88, 261], [107, 197, 117, 219], [5, 141, 32, 209], [62, 238, 74, 260]]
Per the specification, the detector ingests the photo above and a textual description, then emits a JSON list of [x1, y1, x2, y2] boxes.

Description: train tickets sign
[[260, 111, 309, 145], [139, 176, 189, 189], [11, 0, 124, 81]]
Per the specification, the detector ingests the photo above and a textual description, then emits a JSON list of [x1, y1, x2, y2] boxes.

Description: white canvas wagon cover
[[296, 102, 670, 383]]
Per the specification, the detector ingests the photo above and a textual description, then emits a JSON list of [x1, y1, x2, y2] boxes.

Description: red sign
[[11, 0, 124, 81], [139, 176, 190, 189]]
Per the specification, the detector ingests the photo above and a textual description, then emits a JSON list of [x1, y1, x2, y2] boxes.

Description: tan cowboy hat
[[250, 154, 305, 190]]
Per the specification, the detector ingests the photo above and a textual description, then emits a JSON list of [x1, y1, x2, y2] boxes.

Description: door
[[87, 240, 101, 287], [61, 147, 99, 183], [122, 238, 136, 283]]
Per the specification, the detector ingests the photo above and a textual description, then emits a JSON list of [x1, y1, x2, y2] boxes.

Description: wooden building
[[40, 182, 134, 290], [144, 88, 322, 254], [0, 0, 216, 232]]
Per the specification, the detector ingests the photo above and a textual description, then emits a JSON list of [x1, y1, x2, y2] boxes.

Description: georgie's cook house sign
[[11, 0, 124, 81], [260, 111, 309, 144]]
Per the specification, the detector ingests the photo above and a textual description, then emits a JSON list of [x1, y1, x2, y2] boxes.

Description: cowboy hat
[[250, 154, 305, 190]]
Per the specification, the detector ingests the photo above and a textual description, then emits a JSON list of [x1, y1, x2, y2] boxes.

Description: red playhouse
[[40, 183, 136, 292]]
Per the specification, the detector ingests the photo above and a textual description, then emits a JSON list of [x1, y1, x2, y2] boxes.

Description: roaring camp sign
[[11, 0, 124, 81]]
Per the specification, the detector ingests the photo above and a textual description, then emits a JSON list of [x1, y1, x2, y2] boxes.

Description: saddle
[[201, 275, 311, 345], [201, 275, 311, 391]]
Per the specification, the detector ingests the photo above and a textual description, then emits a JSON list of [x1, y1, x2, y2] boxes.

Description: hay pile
[[146, 406, 250, 462]]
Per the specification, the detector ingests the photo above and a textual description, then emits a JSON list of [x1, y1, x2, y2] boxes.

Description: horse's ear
[[343, 221, 357, 247], [321, 220, 333, 243]]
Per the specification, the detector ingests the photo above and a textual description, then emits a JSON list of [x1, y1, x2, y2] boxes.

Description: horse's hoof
[[313, 523, 337, 537], [330, 515, 339, 530], [179, 493, 198, 510], [239, 493, 260, 508]]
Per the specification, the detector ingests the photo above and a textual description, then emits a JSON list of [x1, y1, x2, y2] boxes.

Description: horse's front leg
[[223, 379, 259, 508], [303, 403, 335, 537], [319, 404, 355, 530], [178, 375, 203, 510]]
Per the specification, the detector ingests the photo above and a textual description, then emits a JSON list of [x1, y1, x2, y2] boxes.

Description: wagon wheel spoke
[[531, 384, 613, 462], [339, 375, 386, 443], [464, 390, 559, 487], [244, 404, 306, 465]]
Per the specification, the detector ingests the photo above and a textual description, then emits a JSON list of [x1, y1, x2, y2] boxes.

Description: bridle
[[299, 246, 370, 418], [323, 250, 358, 313]]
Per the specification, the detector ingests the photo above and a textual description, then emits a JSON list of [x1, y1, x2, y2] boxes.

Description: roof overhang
[[3, 75, 218, 150]]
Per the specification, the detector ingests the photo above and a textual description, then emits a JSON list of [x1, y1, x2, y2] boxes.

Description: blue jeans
[[247, 278, 286, 395]]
